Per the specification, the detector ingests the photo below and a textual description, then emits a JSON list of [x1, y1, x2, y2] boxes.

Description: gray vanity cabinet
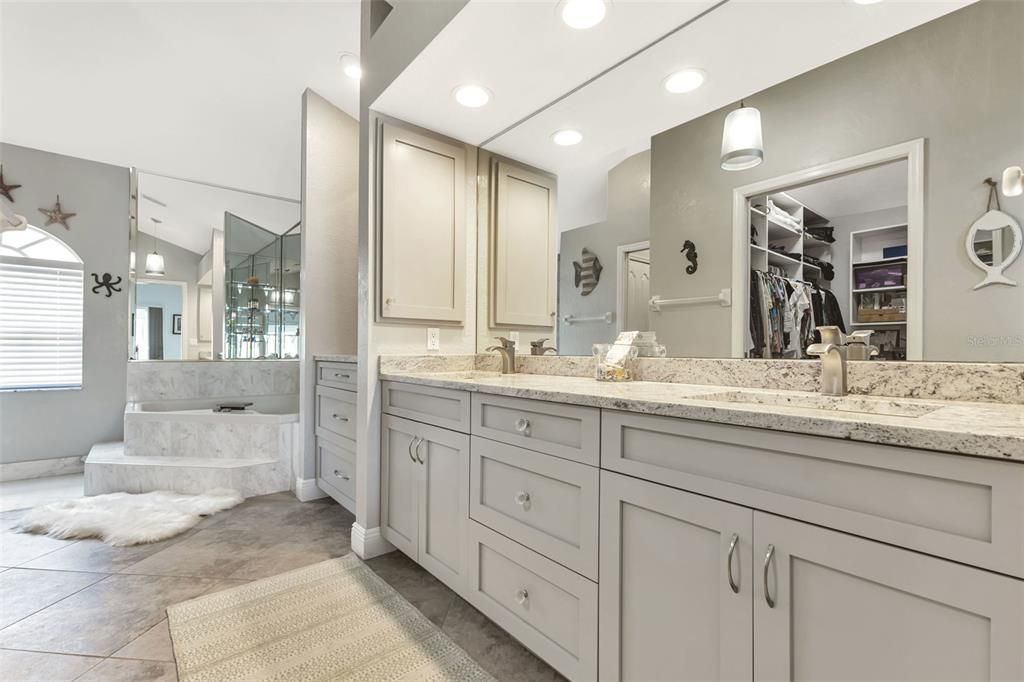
[[754, 511, 1024, 682], [599, 471, 754, 682], [380, 414, 470, 594]]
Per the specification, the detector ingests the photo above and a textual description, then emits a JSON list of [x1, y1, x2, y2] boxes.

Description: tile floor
[[0, 488, 562, 681]]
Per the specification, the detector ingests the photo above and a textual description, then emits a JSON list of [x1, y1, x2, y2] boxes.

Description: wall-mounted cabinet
[[378, 123, 466, 324], [490, 160, 557, 328]]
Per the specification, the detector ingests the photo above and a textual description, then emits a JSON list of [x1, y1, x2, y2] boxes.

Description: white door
[[624, 250, 650, 331], [599, 471, 754, 682], [380, 415, 420, 559], [417, 424, 470, 594], [379, 123, 466, 323], [492, 160, 557, 327], [754, 511, 1024, 681]]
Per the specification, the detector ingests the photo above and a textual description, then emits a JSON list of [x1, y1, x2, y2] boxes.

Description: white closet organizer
[[748, 191, 832, 282], [849, 224, 909, 359]]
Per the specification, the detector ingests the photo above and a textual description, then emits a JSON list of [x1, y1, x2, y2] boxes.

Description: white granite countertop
[[314, 354, 358, 363], [379, 370, 1024, 462]]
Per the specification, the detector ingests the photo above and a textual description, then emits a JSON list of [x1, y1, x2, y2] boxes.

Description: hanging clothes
[[748, 269, 824, 359]]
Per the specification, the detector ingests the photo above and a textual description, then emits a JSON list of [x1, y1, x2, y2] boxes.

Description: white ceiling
[[1, 1, 361, 200], [786, 160, 909, 220], [371, 0, 721, 145], [138, 173, 299, 256]]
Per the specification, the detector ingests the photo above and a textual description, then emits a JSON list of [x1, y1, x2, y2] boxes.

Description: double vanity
[[375, 364, 1024, 681]]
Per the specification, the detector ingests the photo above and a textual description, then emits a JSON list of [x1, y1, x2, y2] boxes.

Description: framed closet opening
[[729, 139, 924, 361], [616, 240, 651, 334]]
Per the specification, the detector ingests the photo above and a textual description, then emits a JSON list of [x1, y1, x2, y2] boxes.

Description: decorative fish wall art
[[573, 247, 603, 296]]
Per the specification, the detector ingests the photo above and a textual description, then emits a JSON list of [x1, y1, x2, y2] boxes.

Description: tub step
[[84, 442, 290, 499]]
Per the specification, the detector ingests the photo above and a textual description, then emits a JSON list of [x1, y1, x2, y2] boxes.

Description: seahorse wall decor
[[681, 240, 698, 274]]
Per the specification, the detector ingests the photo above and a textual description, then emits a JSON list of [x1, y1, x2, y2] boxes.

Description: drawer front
[[382, 381, 471, 433], [470, 436, 599, 580], [317, 361, 357, 391], [316, 386, 356, 440], [603, 409, 1024, 579], [471, 394, 599, 465], [466, 521, 597, 681], [317, 435, 357, 503]]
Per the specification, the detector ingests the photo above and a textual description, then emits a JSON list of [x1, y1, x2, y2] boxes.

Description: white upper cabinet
[[378, 123, 466, 323], [491, 160, 556, 328]]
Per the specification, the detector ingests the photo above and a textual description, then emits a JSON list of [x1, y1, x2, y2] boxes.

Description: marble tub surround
[[313, 353, 358, 363], [379, 370, 1024, 461], [127, 360, 300, 403]]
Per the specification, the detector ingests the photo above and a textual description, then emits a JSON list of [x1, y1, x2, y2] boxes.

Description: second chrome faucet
[[486, 336, 517, 374]]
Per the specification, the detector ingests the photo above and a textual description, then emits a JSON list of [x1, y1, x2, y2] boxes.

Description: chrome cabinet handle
[[416, 438, 425, 464], [514, 417, 531, 435], [763, 544, 776, 608], [727, 533, 740, 594], [408, 437, 420, 463], [332, 469, 351, 481], [514, 491, 531, 508], [331, 413, 348, 422], [515, 588, 529, 606], [333, 372, 350, 380]]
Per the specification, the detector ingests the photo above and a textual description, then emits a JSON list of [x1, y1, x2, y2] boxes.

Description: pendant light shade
[[144, 251, 165, 276], [721, 104, 764, 171]]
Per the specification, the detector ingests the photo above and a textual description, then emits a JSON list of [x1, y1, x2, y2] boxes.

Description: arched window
[[0, 225, 84, 390]]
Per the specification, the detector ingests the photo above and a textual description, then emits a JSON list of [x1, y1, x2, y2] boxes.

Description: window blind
[[0, 259, 84, 390]]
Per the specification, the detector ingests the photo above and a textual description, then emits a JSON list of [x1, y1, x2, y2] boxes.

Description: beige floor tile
[[0, 648, 102, 681], [22, 531, 198, 574], [0, 568, 107, 629], [77, 657, 178, 681], [111, 619, 173, 662], [0, 574, 216, 656], [0, 474, 84, 513], [0, 530, 76, 567]]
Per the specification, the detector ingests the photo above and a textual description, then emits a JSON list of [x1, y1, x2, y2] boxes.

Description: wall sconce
[[1002, 166, 1023, 197]]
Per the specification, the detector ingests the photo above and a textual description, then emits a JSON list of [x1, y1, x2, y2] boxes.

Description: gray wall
[[558, 151, 651, 355], [134, 235, 204, 359], [0, 143, 130, 464], [649, 0, 1023, 361]]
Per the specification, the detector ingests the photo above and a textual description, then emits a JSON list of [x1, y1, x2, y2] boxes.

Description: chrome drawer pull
[[513, 491, 531, 508], [333, 372, 350, 380], [408, 437, 420, 463], [515, 588, 529, 606], [727, 533, 739, 594], [763, 544, 776, 608], [332, 469, 351, 481], [416, 438, 425, 464], [514, 417, 531, 435], [331, 413, 349, 422]]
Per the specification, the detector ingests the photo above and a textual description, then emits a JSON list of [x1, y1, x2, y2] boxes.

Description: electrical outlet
[[509, 331, 520, 350], [426, 327, 440, 351]]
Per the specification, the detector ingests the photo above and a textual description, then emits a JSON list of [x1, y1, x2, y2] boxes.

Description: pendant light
[[145, 217, 165, 277], [721, 101, 764, 171]]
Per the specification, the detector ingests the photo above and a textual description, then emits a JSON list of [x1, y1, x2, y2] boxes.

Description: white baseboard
[[0, 455, 85, 482], [351, 523, 395, 559], [293, 477, 328, 502]]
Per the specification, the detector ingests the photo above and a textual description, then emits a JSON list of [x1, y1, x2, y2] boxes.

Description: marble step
[[84, 442, 291, 499]]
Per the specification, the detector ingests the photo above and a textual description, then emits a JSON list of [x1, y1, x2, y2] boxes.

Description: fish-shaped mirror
[[573, 247, 603, 296], [966, 208, 1022, 289]]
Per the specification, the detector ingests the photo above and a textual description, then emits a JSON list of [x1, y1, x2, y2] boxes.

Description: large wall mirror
[[472, 0, 1022, 362], [128, 172, 300, 360]]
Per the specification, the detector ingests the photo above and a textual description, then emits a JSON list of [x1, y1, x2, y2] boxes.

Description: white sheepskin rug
[[16, 489, 245, 546]]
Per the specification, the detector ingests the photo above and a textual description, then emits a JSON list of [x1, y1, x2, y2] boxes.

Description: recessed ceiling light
[[339, 53, 362, 80], [552, 129, 583, 146], [850, 0, 884, 5], [561, 0, 607, 30], [664, 68, 706, 94], [453, 84, 491, 108]]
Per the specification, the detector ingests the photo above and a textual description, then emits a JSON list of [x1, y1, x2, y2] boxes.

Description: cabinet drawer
[[471, 393, 599, 465], [466, 521, 597, 681], [317, 434, 356, 504], [470, 437, 598, 580], [317, 361, 357, 391], [316, 386, 356, 440], [381, 381, 471, 433], [603, 409, 1024, 579]]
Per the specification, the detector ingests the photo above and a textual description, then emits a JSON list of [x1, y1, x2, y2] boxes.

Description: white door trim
[[616, 240, 651, 334], [730, 138, 925, 359]]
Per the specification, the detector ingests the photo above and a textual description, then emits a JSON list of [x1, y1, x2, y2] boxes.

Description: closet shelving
[[748, 191, 831, 284], [849, 224, 909, 359]]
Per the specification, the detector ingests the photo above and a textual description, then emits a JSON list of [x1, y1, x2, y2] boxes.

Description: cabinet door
[[754, 512, 1024, 682], [599, 471, 754, 682], [380, 415, 420, 559], [417, 424, 470, 594], [492, 161, 556, 327], [379, 123, 466, 323]]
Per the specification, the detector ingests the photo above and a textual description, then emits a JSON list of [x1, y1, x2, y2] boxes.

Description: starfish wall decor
[[39, 194, 76, 229], [0, 165, 22, 202]]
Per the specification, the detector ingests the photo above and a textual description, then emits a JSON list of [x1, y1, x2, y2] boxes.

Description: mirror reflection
[[129, 173, 300, 360]]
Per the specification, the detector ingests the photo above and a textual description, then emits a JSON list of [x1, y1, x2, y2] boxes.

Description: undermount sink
[[694, 391, 940, 418]]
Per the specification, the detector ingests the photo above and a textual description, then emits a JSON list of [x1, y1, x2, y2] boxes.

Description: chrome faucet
[[846, 330, 880, 361], [807, 326, 848, 396], [486, 336, 517, 374], [530, 338, 557, 356]]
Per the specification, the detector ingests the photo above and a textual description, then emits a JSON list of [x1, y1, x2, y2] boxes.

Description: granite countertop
[[314, 354, 358, 363], [379, 370, 1024, 462]]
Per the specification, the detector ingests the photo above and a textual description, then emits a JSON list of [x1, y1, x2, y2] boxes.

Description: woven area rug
[[166, 554, 494, 682]]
